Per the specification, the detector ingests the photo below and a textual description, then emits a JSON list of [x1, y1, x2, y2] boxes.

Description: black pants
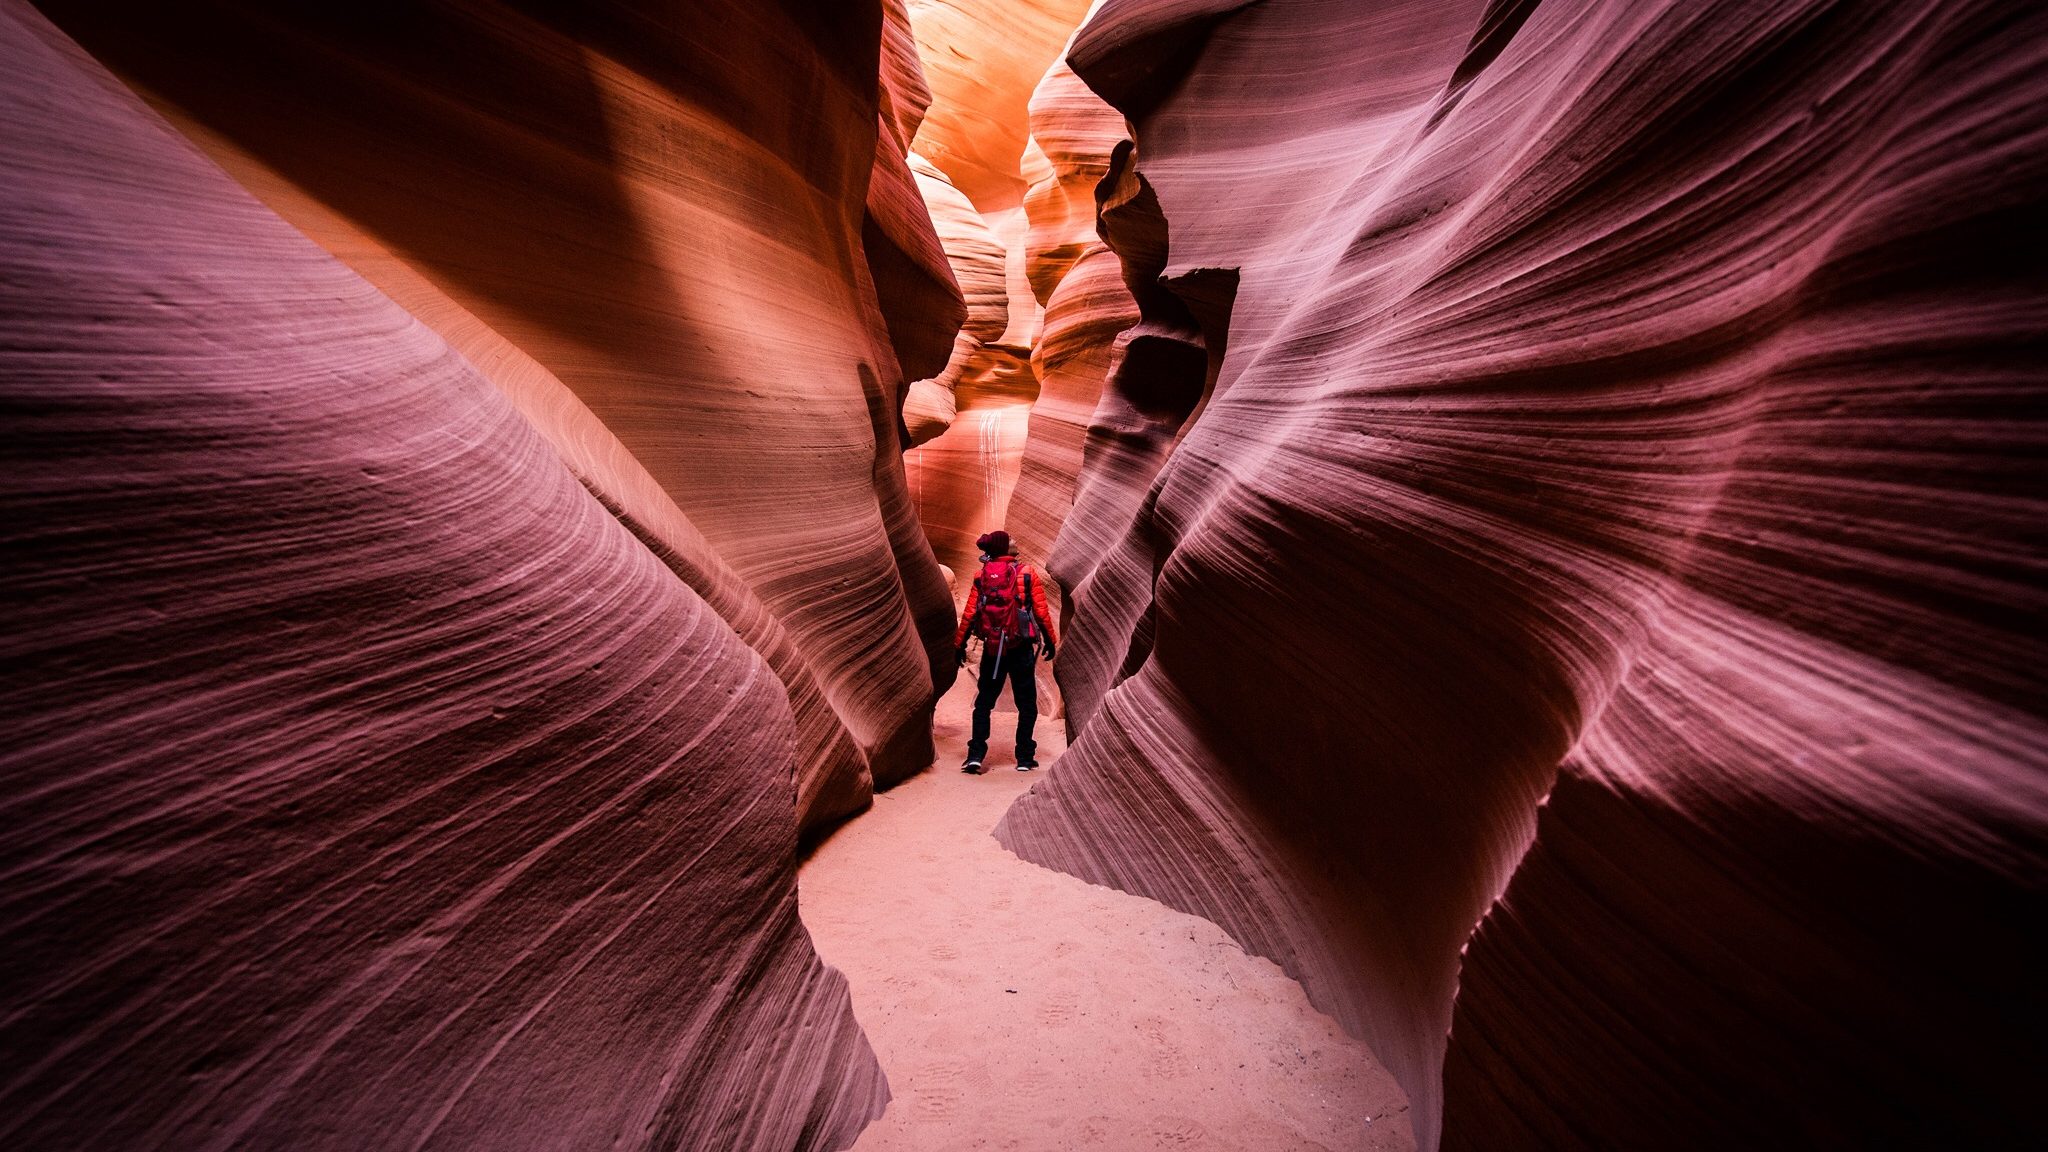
[[966, 639, 1038, 763]]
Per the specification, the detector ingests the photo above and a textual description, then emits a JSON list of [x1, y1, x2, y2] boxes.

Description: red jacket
[[953, 560, 1057, 649]]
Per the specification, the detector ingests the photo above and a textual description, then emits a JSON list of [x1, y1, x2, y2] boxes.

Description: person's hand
[[1040, 638, 1056, 661], [955, 645, 968, 667]]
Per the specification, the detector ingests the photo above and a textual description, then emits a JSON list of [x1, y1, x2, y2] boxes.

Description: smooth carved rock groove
[[901, 153, 1007, 447], [0, 5, 887, 1148], [999, 0, 2048, 1148]]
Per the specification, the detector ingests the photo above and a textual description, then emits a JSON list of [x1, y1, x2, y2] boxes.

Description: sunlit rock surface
[[0, 6, 886, 1148], [903, 349, 1040, 580], [868, 0, 969, 400], [1000, 0, 2048, 1147], [34, 0, 961, 827], [906, 0, 1096, 210], [903, 153, 1010, 446], [901, 0, 1095, 581]]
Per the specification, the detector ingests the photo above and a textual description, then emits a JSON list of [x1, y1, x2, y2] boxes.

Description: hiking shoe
[[1016, 760, 1038, 772], [962, 758, 985, 775]]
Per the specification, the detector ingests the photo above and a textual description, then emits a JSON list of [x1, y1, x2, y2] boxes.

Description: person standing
[[952, 530, 1057, 773]]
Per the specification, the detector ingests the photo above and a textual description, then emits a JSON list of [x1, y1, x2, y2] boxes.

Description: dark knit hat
[[975, 530, 1012, 556]]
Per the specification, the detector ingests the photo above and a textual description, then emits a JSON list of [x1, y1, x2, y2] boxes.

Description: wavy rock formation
[[1000, 0, 2048, 1147], [0, 6, 885, 1148], [906, 0, 1097, 210], [1007, 57, 1140, 617], [900, 0, 1097, 583], [35, 0, 961, 831], [903, 154, 1010, 446], [868, 0, 969, 400], [902, 345, 1040, 580]]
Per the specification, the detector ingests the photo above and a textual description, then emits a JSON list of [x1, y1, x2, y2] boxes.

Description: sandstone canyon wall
[[1008, 54, 1142, 628], [0, 0, 967, 1147], [1000, 0, 2048, 1148], [899, 0, 1094, 582], [33, 0, 962, 835]]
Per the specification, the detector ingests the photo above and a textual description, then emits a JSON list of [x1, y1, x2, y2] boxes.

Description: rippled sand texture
[[1000, 1, 2048, 1147], [34, 0, 963, 830], [0, 6, 888, 1148]]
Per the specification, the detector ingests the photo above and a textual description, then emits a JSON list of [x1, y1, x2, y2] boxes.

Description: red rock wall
[[34, 0, 962, 828], [902, 154, 1012, 447], [1008, 57, 1141, 626], [0, 5, 885, 1148], [899, 0, 1097, 586], [868, 0, 969, 399], [1000, 0, 2048, 1147], [906, 0, 1097, 211]]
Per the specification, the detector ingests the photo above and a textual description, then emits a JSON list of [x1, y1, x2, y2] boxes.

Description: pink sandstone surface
[[35, 0, 963, 836], [1007, 55, 1142, 616], [0, 4, 886, 1147], [868, 0, 970, 402], [999, 0, 2048, 1148], [901, 153, 1010, 447]]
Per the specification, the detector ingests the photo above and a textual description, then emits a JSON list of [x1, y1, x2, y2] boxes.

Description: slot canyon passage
[[1, 0, 2043, 1147]]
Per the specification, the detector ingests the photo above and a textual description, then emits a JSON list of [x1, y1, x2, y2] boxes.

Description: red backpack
[[973, 556, 1038, 642]]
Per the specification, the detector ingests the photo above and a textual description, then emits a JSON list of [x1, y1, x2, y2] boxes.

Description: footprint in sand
[[959, 1059, 997, 1092], [991, 1064, 1058, 1119], [1007, 1065, 1056, 1097], [1134, 1015, 1197, 1078], [928, 942, 960, 962], [1151, 1116, 1212, 1147], [913, 1061, 967, 1121], [1037, 989, 1080, 1026], [1072, 1115, 1119, 1145]]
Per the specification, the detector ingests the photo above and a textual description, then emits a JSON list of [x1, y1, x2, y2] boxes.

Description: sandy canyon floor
[[801, 674, 1413, 1151]]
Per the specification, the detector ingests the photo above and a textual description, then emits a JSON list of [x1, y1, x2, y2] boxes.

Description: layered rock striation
[[902, 153, 1011, 447], [899, 0, 1097, 581], [869, 0, 970, 403], [1000, 0, 2048, 1147], [1007, 54, 1144, 637], [0, 5, 891, 1148], [34, 0, 961, 832], [904, 0, 1096, 211]]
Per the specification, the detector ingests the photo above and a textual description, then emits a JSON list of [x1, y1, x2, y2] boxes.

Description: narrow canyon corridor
[[3, 0, 2043, 1149], [801, 676, 1413, 1151]]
